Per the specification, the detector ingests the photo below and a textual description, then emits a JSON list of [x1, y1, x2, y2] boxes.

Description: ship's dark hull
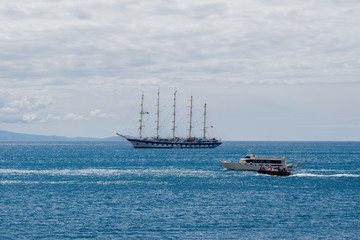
[[126, 138, 222, 148], [257, 170, 291, 176]]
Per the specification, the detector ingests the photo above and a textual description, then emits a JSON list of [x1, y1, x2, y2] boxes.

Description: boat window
[[269, 160, 282, 164]]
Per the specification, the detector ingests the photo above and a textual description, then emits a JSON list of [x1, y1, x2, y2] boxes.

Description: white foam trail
[[0, 180, 23, 184], [292, 173, 360, 178], [0, 169, 123, 176], [305, 169, 360, 173], [0, 180, 75, 184], [0, 168, 217, 177], [0, 180, 166, 185]]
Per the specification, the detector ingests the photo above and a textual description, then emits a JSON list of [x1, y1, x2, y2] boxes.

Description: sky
[[0, 0, 359, 141]]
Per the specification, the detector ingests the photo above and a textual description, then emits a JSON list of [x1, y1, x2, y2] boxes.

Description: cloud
[[64, 113, 84, 120], [44, 114, 61, 122], [1, 0, 359, 90], [43, 109, 112, 122], [89, 109, 111, 118], [32, 110, 112, 123], [63, 109, 112, 120], [1, 107, 18, 113], [22, 113, 38, 122], [0, 91, 53, 123], [0, 108, 112, 124]]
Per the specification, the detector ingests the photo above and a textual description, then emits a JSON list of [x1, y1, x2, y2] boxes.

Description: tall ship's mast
[[156, 88, 160, 138], [139, 93, 144, 139], [202, 103, 207, 139], [188, 96, 193, 138], [172, 90, 177, 139]]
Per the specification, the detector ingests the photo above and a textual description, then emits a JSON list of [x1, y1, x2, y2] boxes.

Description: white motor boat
[[220, 154, 294, 171]]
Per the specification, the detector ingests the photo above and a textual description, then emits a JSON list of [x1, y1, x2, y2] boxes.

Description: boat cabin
[[240, 155, 286, 165]]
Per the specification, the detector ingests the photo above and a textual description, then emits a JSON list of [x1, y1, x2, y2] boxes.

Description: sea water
[[0, 141, 359, 239]]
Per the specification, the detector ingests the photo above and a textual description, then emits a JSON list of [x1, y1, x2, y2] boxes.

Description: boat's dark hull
[[126, 138, 222, 148], [257, 170, 291, 176]]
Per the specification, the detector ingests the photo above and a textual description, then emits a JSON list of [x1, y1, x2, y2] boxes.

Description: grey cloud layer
[[1, 0, 359, 88]]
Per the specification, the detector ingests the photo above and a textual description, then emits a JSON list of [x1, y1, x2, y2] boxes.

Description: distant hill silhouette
[[0, 130, 124, 141]]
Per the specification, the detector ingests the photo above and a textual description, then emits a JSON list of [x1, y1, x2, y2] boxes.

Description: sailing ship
[[117, 90, 222, 148]]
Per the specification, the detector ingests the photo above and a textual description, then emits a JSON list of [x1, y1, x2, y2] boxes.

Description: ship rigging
[[117, 90, 222, 148]]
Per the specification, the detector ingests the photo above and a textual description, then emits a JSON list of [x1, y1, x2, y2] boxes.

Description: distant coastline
[[0, 130, 124, 141], [1, 130, 358, 142]]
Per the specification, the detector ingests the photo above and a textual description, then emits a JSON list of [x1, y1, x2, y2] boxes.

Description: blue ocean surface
[[0, 141, 359, 239]]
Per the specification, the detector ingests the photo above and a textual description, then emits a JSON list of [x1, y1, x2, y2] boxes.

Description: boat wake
[[0, 179, 165, 185], [292, 172, 360, 178], [0, 168, 217, 178]]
